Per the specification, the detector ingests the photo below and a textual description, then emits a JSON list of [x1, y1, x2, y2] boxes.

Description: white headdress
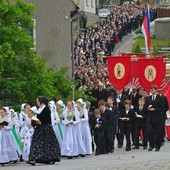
[[30, 106, 38, 114], [49, 100, 56, 113], [20, 103, 26, 113], [76, 98, 86, 108], [57, 100, 66, 111]]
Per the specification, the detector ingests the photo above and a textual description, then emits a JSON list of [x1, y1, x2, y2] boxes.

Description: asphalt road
[[2, 140, 170, 170], [113, 32, 135, 55]]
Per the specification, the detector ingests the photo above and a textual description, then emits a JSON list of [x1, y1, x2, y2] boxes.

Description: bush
[[135, 27, 142, 35], [133, 33, 144, 40]]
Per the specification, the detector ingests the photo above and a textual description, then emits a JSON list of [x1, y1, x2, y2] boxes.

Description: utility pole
[[70, 8, 79, 101]]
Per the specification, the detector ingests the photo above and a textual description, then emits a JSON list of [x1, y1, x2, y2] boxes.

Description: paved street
[[114, 32, 135, 55], [2, 140, 170, 170]]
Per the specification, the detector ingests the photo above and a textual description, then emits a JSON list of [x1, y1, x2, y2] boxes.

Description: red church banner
[[137, 58, 165, 91], [120, 54, 142, 89], [107, 56, 132, 90]]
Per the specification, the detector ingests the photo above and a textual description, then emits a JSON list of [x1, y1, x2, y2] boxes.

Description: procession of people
[[0, 2, 168, 168], [0, 83, 170, 166]]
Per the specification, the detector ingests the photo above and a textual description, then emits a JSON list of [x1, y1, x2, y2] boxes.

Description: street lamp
[[70, 13, 79, 101]]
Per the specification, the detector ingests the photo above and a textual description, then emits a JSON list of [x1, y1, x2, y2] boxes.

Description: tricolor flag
[[141, 5, 151, 58]]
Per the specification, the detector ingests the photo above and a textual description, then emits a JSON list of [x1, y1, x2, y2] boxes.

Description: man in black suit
[[113, 89, 129, 147], [93, 82, 109, 108], [145, 85, 164, 151], [130, 89, 142, 108], [107, 96, 118, 152], [98, 100, 113, 153], [133, 98, 147, 149], [114, 89, 129, 111], [129, 88, 142, 146]]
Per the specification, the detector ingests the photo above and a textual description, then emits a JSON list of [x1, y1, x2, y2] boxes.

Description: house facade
[[26, 0, 78, 75], [74, 0, 99, 26]]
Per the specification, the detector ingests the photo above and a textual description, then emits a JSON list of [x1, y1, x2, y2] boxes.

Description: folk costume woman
[[71, 101, 86, 156], [10, 109, 20, 134], [0, 107, 19, 166], [19, 103, 31, 133], [56, 100, 66, 136], [22, 106, 36, 161], [9, 109, 23, 161], [28, 96, 60, 165], [76, 99, 92, 155], [49, 100, 63, 149], [61, 101, 79, 159]]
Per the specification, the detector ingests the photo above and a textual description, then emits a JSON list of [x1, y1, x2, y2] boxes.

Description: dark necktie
[[152, 95, 155, 101]]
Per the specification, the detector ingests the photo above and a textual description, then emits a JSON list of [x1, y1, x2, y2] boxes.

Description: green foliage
[[0, 0, 88, 110], [0, 0, 34, 55], [51, 67, 73, 101], [51, 67, 95, 103], [135, 27, 142, 35], [133, 38, 170, 52], [134, 44, 142, 53]]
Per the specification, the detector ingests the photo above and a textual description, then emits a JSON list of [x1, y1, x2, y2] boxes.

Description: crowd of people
[[0, 84, 170, 166], [74, 4, 157, 94], [0, 96, 95, 166], [0, 3, 165, 168]]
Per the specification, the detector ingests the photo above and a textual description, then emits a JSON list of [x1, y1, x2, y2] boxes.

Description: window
[[26, 19, 36, 51], [86, 0, 89, 6], [91, 0, 94, 7]]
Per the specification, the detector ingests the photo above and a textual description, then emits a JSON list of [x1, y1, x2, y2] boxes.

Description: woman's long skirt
[[0, 129, 18, 164], [29, 124, 60, 163]]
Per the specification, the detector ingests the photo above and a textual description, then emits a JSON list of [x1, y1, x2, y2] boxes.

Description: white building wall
[[78, 0, 96, 14]]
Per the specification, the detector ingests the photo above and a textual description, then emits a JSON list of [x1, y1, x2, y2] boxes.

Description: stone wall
[[155, 18, 170, 39]]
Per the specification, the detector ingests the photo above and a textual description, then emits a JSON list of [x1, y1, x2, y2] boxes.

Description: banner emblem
[[144, 65, 156, 82], [107, 56, 132, 90], [114, 63, 125, 79]]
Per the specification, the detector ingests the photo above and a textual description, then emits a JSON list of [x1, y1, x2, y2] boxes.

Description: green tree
[[0, 0, 35, 108], [0, 0, 92, 110]]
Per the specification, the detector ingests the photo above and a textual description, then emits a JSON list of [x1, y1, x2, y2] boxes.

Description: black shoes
[[132, 146, 139, 149], [110, 149, 114, 153], [117, 144, 122, 148], [155, 148, 160, 151], [26, 161, 36, 166], [125, 148, 131, 151], [148, 147, 154, 151], [95, 153, 100, 156], [56, 157, 61, 162], [143, 146, 148, 150]]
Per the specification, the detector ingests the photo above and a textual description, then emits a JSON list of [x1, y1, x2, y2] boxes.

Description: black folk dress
[[29, 106, 60, 163]]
